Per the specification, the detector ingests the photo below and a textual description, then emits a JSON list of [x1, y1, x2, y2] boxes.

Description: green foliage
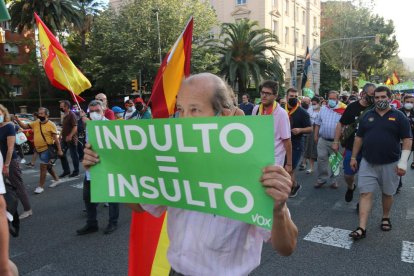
[[9, 0, 82, 34], [321, 1, 398, 83], [211, 19, 283, 94], [320, 60, 340, 96], [81, 0, 218, 95]]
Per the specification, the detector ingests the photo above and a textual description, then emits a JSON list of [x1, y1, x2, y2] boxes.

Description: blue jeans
[[60, 140, 79, 174], [83, 177, 119, 226]]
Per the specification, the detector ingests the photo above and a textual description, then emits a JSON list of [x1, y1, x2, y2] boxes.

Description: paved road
[[10, 155, 414, 275]]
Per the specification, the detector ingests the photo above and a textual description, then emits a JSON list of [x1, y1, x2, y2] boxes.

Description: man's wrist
[[351, 157, 357, 160]]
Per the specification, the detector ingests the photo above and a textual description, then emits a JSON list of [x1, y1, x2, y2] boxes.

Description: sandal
[[349, 227, 366, 240], [381, 218, 392, 231]]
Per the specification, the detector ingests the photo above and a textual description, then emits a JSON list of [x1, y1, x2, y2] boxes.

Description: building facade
[[210, 0, 321, 93]]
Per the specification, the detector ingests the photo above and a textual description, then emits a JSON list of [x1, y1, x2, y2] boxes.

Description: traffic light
[[131, 79, 138, 91]]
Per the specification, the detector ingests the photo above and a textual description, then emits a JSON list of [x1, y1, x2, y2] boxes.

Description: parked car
[[18, 118, 35, 155], [15, 113, 35, 121]]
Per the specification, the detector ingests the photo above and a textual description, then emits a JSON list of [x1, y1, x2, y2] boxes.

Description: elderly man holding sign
[[83, 73, 297, 275]]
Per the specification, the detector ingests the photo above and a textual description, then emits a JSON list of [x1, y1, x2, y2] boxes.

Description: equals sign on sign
[[156, 156, 179, 173]]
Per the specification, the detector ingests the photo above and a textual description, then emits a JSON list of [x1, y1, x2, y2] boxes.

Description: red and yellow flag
[[149, 17, 193, 118], [385, 77, 392, 85], [128, 17, 194, 276], [34, 13, 91, 95], [392, 71, 400, 85]]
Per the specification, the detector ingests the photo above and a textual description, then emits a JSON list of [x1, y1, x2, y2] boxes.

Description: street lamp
[[152, 8, 162, 64], [9, 90, 16, 114]]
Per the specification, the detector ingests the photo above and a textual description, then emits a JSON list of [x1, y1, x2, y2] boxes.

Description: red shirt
[[104, 109, 115, 120], [391, 99, 401, 109]]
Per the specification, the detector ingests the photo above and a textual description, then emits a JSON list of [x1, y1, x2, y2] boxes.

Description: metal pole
[[139, 70, 142, 98], [293, 0, 297, 89], [155, 10, 162, 64], [349, 41, 352, 92]]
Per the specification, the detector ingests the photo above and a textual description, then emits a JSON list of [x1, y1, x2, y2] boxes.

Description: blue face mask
[[328, 100, 337, 108], [0, 115, 4, 123]]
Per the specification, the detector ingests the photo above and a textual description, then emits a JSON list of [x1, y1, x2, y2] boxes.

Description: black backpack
[[3, 177, 20, 237]]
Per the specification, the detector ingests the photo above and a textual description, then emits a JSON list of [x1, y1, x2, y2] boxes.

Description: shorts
[[343, 149, 362, 176], [357, 158, 399, 196], [39, 150, 51, 165], [290, 137, 304, 170]]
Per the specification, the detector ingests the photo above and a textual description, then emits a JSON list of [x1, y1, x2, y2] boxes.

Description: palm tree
[[9, 0, 81, 34], [213, 19, 283, 93]]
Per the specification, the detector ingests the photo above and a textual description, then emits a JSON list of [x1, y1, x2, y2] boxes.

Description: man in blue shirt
[[349, 86, 412, 240], [239, 94, 254, 115]]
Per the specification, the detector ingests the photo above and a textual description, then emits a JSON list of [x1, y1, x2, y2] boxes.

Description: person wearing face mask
[[130, 97, 152, 120], [284, 88, 312, 198], [77, 100, 120, 235], [111, 106, 125, 120], [14, 107, 63, 194], [95, 93, 115, 120], [314, 91, 346, 189], [399, 95, 414, 171], [349, 86, 412, 240], [58, 100, 80, 178], [123, 99, 136, 120], [333, 83, 375, 203], [300, 97, 321, 174]]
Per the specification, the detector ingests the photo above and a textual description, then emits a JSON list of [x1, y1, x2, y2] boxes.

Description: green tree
[[320, 60, 340, 96], [82, 0, 218, 95], [9, 0, 82, 34], [211, 19, 282, 94], [321, 1, 398, 84]]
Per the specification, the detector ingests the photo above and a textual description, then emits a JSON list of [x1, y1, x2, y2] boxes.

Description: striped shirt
[[314, 106, 341, 140], [142, 204, 271, 276]]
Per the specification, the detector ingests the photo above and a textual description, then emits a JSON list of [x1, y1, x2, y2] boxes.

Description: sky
[[373, 0, 413, 59]]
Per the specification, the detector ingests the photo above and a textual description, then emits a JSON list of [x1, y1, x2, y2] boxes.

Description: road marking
[[22, 169, 37, 174], [304, 225, 353, 249], [10, 251, 25, 258], [406, 208, 414, 220], [402, 241, 414, 263], [71, 182, 84, 189]]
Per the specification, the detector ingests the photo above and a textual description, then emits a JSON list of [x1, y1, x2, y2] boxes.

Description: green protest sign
[[87, 116, 275, 229], [329, 152, 343, 176]]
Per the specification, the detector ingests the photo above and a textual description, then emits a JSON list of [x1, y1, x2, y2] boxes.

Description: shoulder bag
[[39, 122, 58, 160]]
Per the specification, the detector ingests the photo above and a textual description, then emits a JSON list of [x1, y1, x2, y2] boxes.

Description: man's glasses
[[260, 91, 274, 97]]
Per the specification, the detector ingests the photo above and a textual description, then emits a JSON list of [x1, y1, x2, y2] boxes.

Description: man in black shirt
[[333, 83, 375, 202], [285, 88, 312, 197], [239, 94, 254, 115], [349, 86, 412, 240]]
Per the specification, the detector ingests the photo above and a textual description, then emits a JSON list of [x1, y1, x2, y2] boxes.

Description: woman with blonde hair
[[0, 104, 32, 219]]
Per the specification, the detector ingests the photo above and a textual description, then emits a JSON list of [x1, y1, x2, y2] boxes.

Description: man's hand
[[331, 142, 339, 153], [82, 143, 100, 170], [396, 167, 406, 177], [260, 166, 292, 212], [291, 128, 301, 135], [2, 165, 9, 177], [350, 158, 358, 172]]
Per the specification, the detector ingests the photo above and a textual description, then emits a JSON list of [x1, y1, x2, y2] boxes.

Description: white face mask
[[127, 107, 133, 112], [90, 112, 103, 121], [312, 104, 320, 110], [404, 103, 413, 110], [0, 115, 4, 123]]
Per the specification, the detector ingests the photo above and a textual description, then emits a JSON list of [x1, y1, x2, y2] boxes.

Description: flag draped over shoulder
[[128, 17, 194, 276], [34, 13, 91, 95], [149, 17, 193, 118], [392, 71, 400, 85], [301, 46, 311, 89], [0, 0, 10, 22]]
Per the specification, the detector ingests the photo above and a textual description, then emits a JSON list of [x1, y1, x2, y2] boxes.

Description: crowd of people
[[0, 72, 413, 275]]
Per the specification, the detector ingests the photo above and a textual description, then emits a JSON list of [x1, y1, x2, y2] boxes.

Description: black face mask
[[60, 108, 65, 113], [135, 103, 144, 112], [38, 116, 46, 122], [288, 98, 298, 107], [281, 103, 286, 109], [366, 95, 374, 105], [301, 102, 309, 110]]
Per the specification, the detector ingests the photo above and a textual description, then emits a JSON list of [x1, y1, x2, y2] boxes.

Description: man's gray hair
[[88, 100, 104, 110], [362, 83, 376, 93], [38, 107, 50, 116], [185, 73, 233, 114]]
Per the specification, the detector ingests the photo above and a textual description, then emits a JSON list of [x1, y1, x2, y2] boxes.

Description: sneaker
[[299, 164, 306, 171], [49, 179, 63, 188], [59, 172, 70, 178], [345, 185, 356, 202], [76, 224, 99, 235], [289, 184, 302, 198], [69, 172, 79, 178], [306, 169, 313, 174], [19, 210, 33, 219], [25, 163, 34, 168], [34, 187, 44, 194], [103, 224, 118, 235], [20, 158, 27, 164]]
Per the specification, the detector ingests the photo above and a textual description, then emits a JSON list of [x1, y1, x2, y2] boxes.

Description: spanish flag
[[149, 17, 193, 118], [385, 77, 392, 85], [391, 71, 400, 85], [34, 13, 91, 95], [129, 17, 194, 276]]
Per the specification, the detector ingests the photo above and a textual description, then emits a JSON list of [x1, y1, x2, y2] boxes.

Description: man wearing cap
[[111, 106, 125, 120], [130, 98, 152, 119]]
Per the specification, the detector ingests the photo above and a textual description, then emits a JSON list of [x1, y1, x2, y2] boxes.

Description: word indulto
[[108, 173, 254, 214], [94, 123, 253, 154]]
